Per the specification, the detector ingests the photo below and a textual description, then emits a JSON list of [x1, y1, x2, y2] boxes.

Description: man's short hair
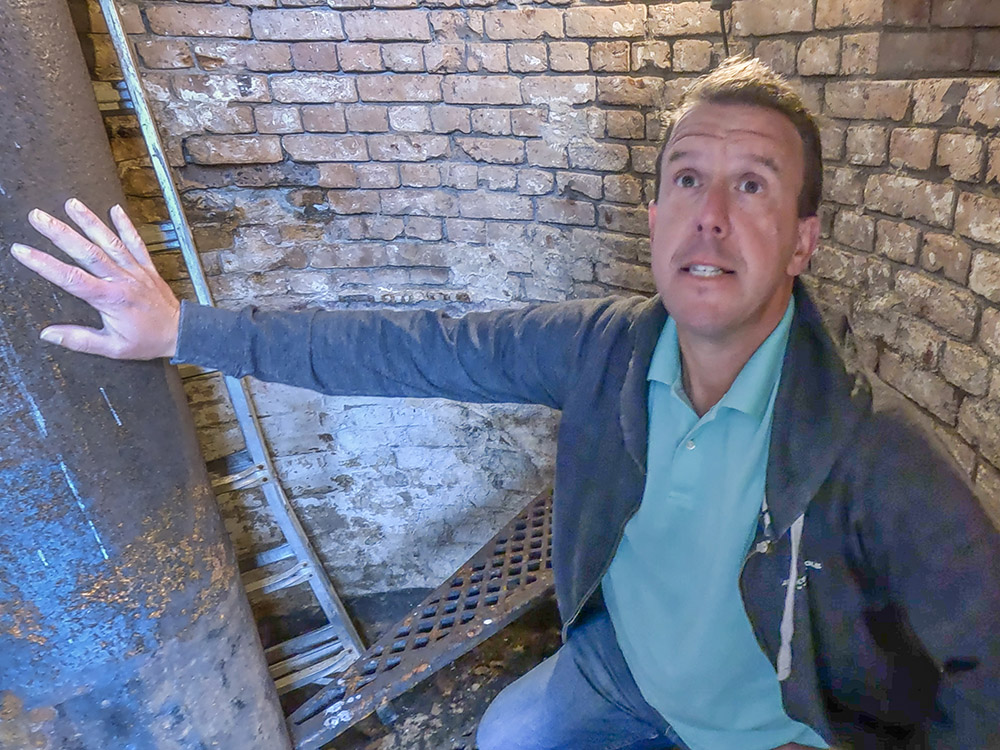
[[653, 55, 823, 218]]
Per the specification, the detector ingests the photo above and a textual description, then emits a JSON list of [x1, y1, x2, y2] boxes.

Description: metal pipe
[[0, 1, 293, 748]]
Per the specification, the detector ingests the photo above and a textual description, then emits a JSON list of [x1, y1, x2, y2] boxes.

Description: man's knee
[[476, 682, 542, 750]]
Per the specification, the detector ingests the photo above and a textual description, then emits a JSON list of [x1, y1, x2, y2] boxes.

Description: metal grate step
[[287, 490, 555, 750]]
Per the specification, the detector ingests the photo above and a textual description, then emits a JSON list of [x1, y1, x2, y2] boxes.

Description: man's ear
[[787, 214, 820, 276], [648, 201, 657, 243]]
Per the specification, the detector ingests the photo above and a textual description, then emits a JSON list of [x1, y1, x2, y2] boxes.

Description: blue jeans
[[476, 609, 688, 750]]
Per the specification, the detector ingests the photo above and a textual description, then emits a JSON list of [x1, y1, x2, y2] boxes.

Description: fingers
[[110, 204, 154, 268], [28, 207, 119, 279], [65, 198, 141, 271], [11, 243, 114, 307], [39, 325, 128, 359]]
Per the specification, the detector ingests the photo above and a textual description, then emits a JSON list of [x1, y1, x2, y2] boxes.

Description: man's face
[[648, 102, 820, 349]]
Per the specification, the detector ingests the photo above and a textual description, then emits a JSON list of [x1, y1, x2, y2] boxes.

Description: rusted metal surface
[[0, 1, 290, 747], [288, 490, 554, 750]]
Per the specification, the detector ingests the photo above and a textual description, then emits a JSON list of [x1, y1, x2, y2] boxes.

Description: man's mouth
[[683, 264, 733, 278]]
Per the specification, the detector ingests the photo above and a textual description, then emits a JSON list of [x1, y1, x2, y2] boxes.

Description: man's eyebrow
[[664, 149, 782, 174]]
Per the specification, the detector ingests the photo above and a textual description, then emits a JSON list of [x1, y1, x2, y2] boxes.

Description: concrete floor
[[262, 589, 562, 750]]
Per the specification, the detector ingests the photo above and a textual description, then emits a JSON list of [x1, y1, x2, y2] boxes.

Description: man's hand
[[11, 198, 181, 360]]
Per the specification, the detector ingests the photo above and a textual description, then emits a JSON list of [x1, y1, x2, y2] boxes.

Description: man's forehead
[[664, 103, 803, 161]]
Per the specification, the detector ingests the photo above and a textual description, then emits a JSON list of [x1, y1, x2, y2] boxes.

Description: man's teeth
[[688, 264, 725, 277]]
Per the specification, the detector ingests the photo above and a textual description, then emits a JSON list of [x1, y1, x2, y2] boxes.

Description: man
[[12, 58, 1000, 749]]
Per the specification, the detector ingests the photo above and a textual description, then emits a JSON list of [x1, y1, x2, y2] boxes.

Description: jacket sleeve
[[858, 406, 1000, 747], [172, 298, 619, 410]]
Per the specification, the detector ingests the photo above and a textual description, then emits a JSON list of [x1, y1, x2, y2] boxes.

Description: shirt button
[[685, 439, 696, 450]]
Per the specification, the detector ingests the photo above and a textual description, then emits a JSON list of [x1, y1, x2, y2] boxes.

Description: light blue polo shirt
[[602, 299, 828, 750]]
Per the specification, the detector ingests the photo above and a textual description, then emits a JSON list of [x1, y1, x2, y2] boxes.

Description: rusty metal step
[[287, 489, 555, 750]]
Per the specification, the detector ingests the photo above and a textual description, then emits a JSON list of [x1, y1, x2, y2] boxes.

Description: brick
[[147, 6, 250, 37], [356, 163, 400, 188], [477, 166, 516, 190], [896, 317, 945, 367], [345, 104, 389, 132], [186, 135, 281, 164], [251, 10, 345, 40], [382, 44, 425, 72], [649, 3, 718, 36], [399, 164, 441, 187], [879, 350, 958, 424], [960, 80, 1000, 128], [825, 81, 911, 121], [557, 172, 603, 200], [381, 189, 458, 216], [255, 105, 302, 133], [527, 141, 568, 168], [550, 42, 590, 72], [932, 0, 1000, 27], [425, 43, 466, 74], [960, 397, 1000, 472], [604, 174, 643, 204], [368, 134, 449, 161], [846, 125, 888, 166], [630, 42, 671, 72], [942, 340, 991, 395], [921, 233, 972, 283], [483, 9, 564, 40], [443, 76, 521, 105], [458, 192, 533, 220], [429, 10, 478, 40], [517, 169, 554, 196], [509, 43, 548, 73], [973, 463, 1000, 528], [456, 137, 524, 164], [840, 32, 879, 75], [358, 74, 442, 102], [598, 205, 648, 235], [833, 210, 875, 252], [913, 79, 968, 124], [591, 42, 630, 72], [980, 307, 1000, 358], [272, 75, 356, 103], [565, 5, 646, 38], [192, 41, 292, 72], [327, 190, 380, 214], [535, 198, 594, 226], [988, 139, 1000, 183], [606, 111, 645, 140], [301, 105, 347, 132], [895, 270, 978, 339], [511, 109, 546, 137], [291, 42, 339, 71], [568, 143, 629, 172], [884, 0, 931, 25], [876, 219, 920, 264], [755, 39, 797, 77], [824, 166, 866, 205], [673, 40, 713, 73], [878, 31, 974, 76], [337, 43, 384, 72], [164, 102, 256, 135], [342, 10, 431, 41], [816, 0, 883, 28], [973, 31, 1000, 71], [136, 40, 193, 69], [445, 218, 487, 243], [596, 262, 655, 293], [522, 76, 596, 106], [938, 134, 985, 182], [631, 145, 659, 175], [597, 77, 665, 107], [889, 128, 937, 170], [173, 73, 270, 103], [797, 37, 840, 76], [733, 0, 814, 35], [955, 192, 1000, 245], [388, 105, 432, 132], [865, 174, 955, 228], [317, 163, 359, 188], [440, 164, 478, 189], [467, 44, 508, 73], [819, 120, 847, 161], [430, 106, 471, 134], [970, 251, 1000, 303], [283, 134, 368, 161]]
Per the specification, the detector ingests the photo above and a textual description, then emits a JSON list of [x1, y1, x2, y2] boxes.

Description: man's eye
[[675, 173, 698, 188], [739, 179, 762, 194]]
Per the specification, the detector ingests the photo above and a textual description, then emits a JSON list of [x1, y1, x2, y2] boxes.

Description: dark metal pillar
[[0, 2, 293, 748]]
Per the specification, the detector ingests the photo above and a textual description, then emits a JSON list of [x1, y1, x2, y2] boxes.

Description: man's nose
[[696, 182, 730, 237]]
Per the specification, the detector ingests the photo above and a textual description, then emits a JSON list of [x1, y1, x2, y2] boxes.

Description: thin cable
[[720, 9, 730, 57]]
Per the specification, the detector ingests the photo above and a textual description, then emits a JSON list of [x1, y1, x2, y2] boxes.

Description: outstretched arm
[[11, 198, 180, 360]]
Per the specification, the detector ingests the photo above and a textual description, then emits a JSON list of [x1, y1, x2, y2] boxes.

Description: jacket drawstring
[[777, 514, 804, 681]]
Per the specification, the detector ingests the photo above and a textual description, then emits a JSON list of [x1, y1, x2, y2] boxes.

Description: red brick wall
[[70, 0, 1000, 594]]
